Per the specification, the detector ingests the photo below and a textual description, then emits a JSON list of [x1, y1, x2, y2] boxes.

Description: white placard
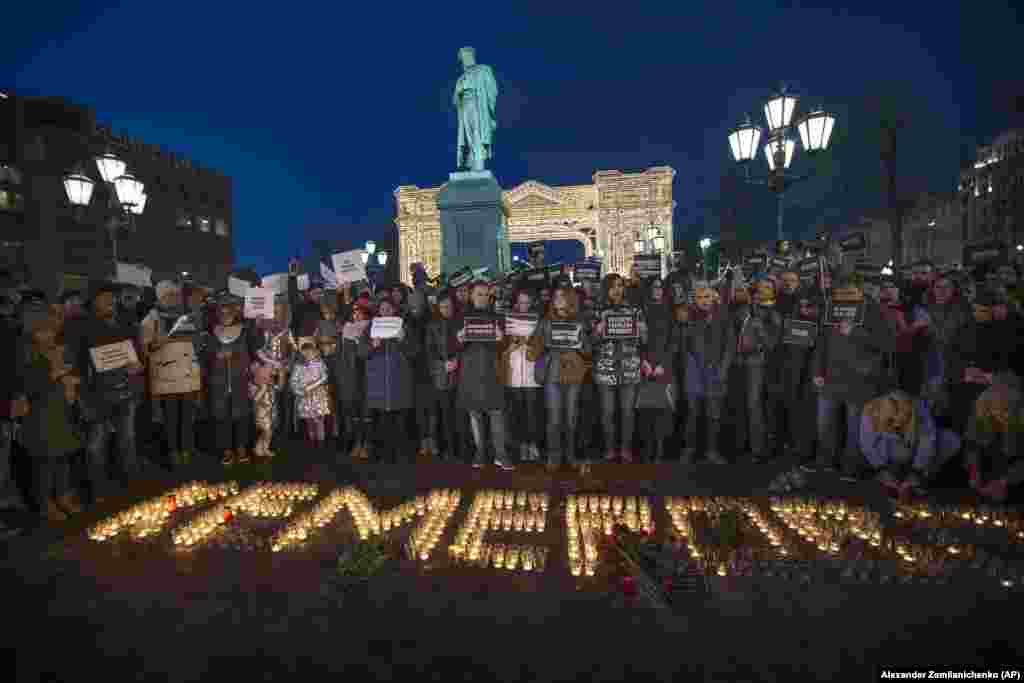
[[331, 250, 366, 284], [115, 262, 152, 288], [320, 261, 338, 290], [89, 340, 139, 372], [244, 287, 274, 319], [297, 274, 311, 291], [370, 316, 403, 339], [261, 273, 288, 295], [228, 276, 250, 298]]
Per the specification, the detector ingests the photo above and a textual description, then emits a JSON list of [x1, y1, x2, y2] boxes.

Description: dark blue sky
[[7, 2, 1022, 275]]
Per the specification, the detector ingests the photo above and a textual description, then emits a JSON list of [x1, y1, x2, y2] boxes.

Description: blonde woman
[[859, 390, 960, 495], [965, 373, 1023, 502]]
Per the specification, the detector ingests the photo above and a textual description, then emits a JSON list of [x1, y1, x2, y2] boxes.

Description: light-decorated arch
[[395, 167, 675, 284]]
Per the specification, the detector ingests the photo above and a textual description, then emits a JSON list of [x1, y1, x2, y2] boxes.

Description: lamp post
[[699, 237, 712, 279], [361, 243, 388, 294], [728, 85, 836, 241], [63, 150, 147, 270]]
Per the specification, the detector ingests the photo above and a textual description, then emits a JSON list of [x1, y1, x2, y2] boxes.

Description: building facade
[[900, 193, 962, 266], [394, 167, 675, 285], [0, 91, 233, 295], [959, 128, 1024, 249]]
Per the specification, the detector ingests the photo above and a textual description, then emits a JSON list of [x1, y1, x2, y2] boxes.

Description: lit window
[[197, 216, 211, 233], [0, 189, 24, 212], [215, 219, 229, 236]]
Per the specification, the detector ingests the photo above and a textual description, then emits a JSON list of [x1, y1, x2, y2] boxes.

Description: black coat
[[199, 325, 259, 420]]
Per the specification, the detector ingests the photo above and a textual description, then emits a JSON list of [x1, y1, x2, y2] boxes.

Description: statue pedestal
[[437, 170, 509, 277]]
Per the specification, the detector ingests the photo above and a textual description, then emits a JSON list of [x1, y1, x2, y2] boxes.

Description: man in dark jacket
[[812, 276, 895, 476], [456, 280, 514, 470], [66, 283, 146, 503]]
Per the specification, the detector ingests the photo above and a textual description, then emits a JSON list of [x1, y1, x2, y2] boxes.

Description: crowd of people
[[0, 240, 1022, 529]]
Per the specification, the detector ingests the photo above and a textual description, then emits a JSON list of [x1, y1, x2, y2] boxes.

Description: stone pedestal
[[436, 170, 510, 277]]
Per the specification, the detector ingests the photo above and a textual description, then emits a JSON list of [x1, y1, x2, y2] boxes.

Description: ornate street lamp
[[94, 151, 126, 184], [365, 240, 377, 256], [63, 166, 95, 209], [653, 234, 666, 252], [377, 251, 388, 266], [727, 85, 837, 241]]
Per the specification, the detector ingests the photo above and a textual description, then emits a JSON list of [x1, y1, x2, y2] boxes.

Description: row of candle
[[564, 495, 652, 578], [471, 489, 550, 513], [88, 481, 239, 542], [567, 493, 647, 518], [449, 543, 549, 572], [407, 489, 461, 561], [891, 500, 1024, 541], [171, 482, 314, 548], [270, 488, 349, 552]]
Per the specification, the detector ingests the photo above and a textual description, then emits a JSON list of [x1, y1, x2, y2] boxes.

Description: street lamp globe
[[365, 240, 377, 256], [377, 251, 388, 266], [764, 88, 799, 132], [764, 136, 796, 171], [360, 251, 369, 265], [1017, 244, 1023, 252], [63, 167, 95, 206], [796, 109, 835, 154], [653, 235, 666, 252], [699, 238, 712, 251], [112, 173, 145, 212], [129, 193, 148, 216], [728, 119, 762, 163], [94, 152, 126, 184]]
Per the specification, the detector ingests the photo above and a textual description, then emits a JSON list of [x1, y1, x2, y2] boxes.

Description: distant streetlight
[[1017, 244, 1023, 252], [728, 84, 837, 240], [365, 240, 377, 256], [377, 251, 388, 266], [699, 238, 713, 279]]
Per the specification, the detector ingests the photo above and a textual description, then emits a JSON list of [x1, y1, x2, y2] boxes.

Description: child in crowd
[[291, 338, 332, 447]]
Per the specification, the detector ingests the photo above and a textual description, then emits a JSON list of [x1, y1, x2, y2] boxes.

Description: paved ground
[[4, 439, 1023, 681]]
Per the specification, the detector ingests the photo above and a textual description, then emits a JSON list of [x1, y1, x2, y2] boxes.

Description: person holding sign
[[527, 286, 590, 471], [250, 293, 296, 460], [777, 296, 823, 466], [141, 280, 202, 467], [425, 290, 462, 462], [456, 280, 514, 470], [335, 304, 371, 459], [680, 281, 734, 465], [65, 283, 146, 505], [198, 290, 258, 467], [499, 289, 543, 464], [359, 298, 418, 464], [592, 274, 647, 464], [811, 275, 895, 477]]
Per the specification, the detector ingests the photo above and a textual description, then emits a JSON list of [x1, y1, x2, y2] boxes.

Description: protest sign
[[633, 254, 661, 280], [244, 287, 274, 320], [449, 268, 474, 289], [261, 273, 288, 295], [370, 316, 404, 340], [505, 313, 537, 338], [331, 250, 367, 284], [782, 318, 818, 347], [768, 256, 793, 273], [826, 300, 866, 326], [115, 262, 152, 288], [549, 321, 583, 349], [603, 310, 638, 339], [963, 241, 1006, 267], [89, 340, 139, 373], [574, 262, 601, 283], [839, 232, 868, 254], [464, 317, 497, 342], [798, 256, 821, 285], [149, 340, 201, 395], [227, 276, 250, 299]]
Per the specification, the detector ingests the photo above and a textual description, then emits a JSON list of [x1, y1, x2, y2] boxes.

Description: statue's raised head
[[458, 46, 476, 65]]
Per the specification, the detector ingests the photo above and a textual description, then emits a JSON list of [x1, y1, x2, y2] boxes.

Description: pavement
[[4, 438, 1023, 681]]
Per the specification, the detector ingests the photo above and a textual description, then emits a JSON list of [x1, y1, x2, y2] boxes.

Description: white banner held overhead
[[261, 273, 288, 295], [115, 262, 152, 288], [370, 316, 403, 339], [243, 287, 274, 319], [331, 250, 366, 284], [227, 276, 251, 299]]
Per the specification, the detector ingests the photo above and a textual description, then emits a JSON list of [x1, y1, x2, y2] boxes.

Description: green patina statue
[[454, 46, 498, 172]]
